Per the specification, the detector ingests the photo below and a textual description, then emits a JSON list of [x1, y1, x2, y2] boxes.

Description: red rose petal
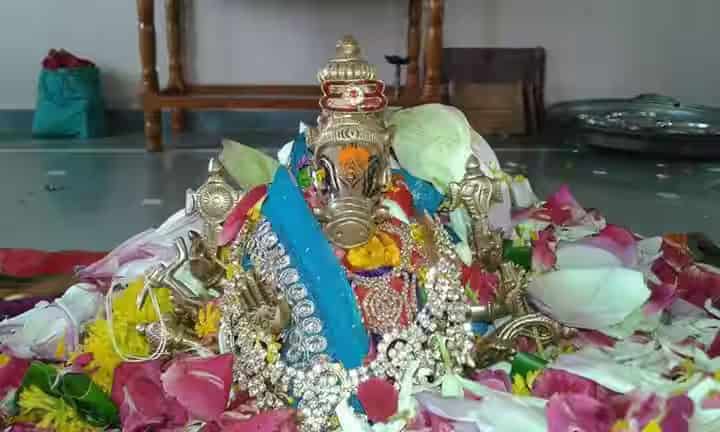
[[357, 378, 399, 423]]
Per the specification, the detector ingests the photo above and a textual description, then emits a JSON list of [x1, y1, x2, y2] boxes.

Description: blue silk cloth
[[289, 133, 309, 178], [262, 166, 370, 368], [397, 168, 444, 215]]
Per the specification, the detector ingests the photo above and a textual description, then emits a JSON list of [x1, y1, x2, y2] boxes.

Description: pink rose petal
[[702, 392, 720, 410], [582, 225, 638, 267], [511, 206, 551, 227], [533, 369, 614, 401], [652, 259, 679, 286], [218, 408, 298, 432], [219, 185, 267, 246], [411, 410, 455, 432], [357, 377, 399, 423], [470, 369, 511, 393], [407, 409, 449, 432], [72, 352, 93, 368], [111, 360, 188, 432], [0, 357, 30, 400], [643, 282, 676, 316], [77, 229, 156, 289], [678, 264, 720, 308], [661, 235, 694, 271], [532, 227, 557, 272], [429, 414, 455, 432], [161, 353, 234, 421], [620, 392, 663, 430], [545, 185, 584, 225], [661, 395, 693, 432], [708, 331, 720, 359], [546, 393, 616, 432], [575, 330, 617, 348], [67, 352, 94, 374], [468, 264, 499, 305]]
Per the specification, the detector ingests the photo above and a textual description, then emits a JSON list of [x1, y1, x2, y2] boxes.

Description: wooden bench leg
[[143, 111, 162, 152], [137, 0, 162, 152], [422, 0, 444, 103], [406, 0, 422, 94], [166, 0, 186, 134]]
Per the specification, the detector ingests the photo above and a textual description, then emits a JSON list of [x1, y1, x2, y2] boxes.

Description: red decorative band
[[320, 80, 388, 113]]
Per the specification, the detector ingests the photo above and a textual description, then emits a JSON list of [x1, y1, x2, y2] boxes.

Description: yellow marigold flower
[[642, 420, 662, 432], [417, 266, 428, 285], [678, 359, 696, 381], [82, 319, 150, 392], [225, 262, 243, 280], [512, 370, 540, 396], [560, 343, 577, 354], [112, 278, 173, 324], [512, 374, 530, 396], [219, 246, 232, 263], [265, 336, 282, 364], [195, 302, 221, 339], [526, 370, 540, 387], [612, 420, 630, 432], [410, 223, 426, 245], [248, 202, 263, 222], [386, 183, 401, 193], [0, 354, 9, 367], [512, 223, 537, 247], [55, 334, 66, 360], [77, 277, 173, 391], [18, 386, 97, 432], [346, 232, 401, 270], [612, 419, 663, 432]]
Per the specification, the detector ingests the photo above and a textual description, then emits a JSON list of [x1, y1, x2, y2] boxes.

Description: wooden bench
[[136, 0, 446, 151]]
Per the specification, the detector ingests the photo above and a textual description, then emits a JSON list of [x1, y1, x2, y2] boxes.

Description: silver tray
[[547, 94, 720, 157]]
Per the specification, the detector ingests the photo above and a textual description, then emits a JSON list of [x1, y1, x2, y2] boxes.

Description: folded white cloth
[[0, 283, 102, 360]]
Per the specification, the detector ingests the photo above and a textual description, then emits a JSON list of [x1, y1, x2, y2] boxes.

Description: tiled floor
[[0, 131, 719, 251]]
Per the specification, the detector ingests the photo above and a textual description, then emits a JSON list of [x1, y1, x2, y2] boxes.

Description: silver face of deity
[[310, 120, 391, 248]]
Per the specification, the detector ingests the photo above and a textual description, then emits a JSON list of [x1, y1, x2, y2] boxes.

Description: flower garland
[[75, 277, 173, 392], [16, 386, 97, 432]]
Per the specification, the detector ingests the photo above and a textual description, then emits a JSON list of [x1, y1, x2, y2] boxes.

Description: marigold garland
[[76, 277, 174, 392], [511, 370, 540, 396], [16, 386, 97, 432], [195, 302, 221, 339], [346, 232, 401, 270]]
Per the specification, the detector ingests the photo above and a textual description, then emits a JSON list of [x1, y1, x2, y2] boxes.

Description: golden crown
[[309, 36, 390, 151]]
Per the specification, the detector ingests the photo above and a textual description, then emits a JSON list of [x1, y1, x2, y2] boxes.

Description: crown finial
[[318, 35, 376, 83], [336, 35, 361, 60]]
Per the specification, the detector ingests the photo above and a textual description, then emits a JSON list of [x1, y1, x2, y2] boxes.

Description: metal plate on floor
[[547, 94, 720, 157]]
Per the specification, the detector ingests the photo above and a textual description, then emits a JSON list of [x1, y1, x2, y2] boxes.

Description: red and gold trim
[[320, 80, 388, 113]]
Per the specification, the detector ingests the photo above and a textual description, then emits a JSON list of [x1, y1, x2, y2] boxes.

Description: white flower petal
[[529, 267, 650, 329]]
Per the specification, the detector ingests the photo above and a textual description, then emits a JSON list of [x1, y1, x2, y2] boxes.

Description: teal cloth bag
[[32, 66, 106, 138]]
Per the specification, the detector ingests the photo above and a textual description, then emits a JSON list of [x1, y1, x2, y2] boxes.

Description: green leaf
[[510, 352, 548, 379], [60, 373, 119, 427], [220, 138, 279, 189], [297, 167, 312, 189], [503, 242, 532, 270], [389, 104, 472, 193], [19, 362, 119, 427]]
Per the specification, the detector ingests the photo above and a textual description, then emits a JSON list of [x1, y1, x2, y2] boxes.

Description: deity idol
[[127, 36, 564, 430]]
